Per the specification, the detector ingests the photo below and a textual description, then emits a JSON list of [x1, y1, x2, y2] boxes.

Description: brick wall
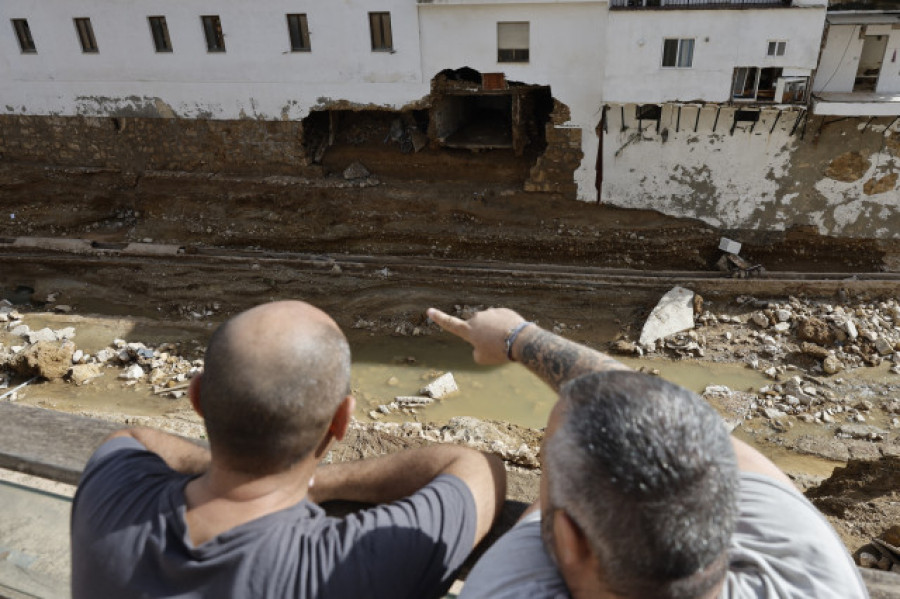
[[0, 115, 317, 176]]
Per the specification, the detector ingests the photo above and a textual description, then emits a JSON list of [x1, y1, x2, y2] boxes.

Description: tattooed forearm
[[516, 327, 630, 392]]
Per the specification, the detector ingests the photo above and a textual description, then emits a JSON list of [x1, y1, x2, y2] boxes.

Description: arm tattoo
[[518, 328, 629, 392]]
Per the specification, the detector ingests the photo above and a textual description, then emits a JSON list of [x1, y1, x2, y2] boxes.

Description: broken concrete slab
[[395, 396, 434, 407], [638, 286, 695, 349]]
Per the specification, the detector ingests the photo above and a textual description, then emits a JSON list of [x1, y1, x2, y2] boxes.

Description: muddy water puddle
[[7, 313, 769, 430]]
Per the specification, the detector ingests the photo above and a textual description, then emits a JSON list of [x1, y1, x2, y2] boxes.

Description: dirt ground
[[1, 159, 900, 578]]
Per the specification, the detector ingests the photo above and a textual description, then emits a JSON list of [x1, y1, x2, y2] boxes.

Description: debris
[[70, 364, 103, 386], [343, 161, 370, 180], [13, 341, 76, 380], [638, 286, 695, 349], [119, 364, 146, 380], [420, 372, 458, 399], [395, 396, 434, 407], [718, 237, 742, 254]]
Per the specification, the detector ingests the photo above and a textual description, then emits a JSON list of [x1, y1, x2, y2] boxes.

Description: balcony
[[610, 0, 791, 9]]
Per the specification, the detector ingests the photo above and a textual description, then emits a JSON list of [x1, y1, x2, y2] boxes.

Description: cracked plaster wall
[[601, 104, 900, 239]]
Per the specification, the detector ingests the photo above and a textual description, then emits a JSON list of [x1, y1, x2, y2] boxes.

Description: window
[[767, 41, 786, 57], [369, 12, 392, 51], [11, 19, 36, 53], [662, 38, 693, 68], [202, 15, 225, 52], [74, 18, 98, 53], [148, 16, 172, 52], [286, 14, 310, 52], [732, 67, 782, 101], [498, 22, 529, 63]]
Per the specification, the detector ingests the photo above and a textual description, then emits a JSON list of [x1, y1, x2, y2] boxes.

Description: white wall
[[419, 2, 608, 201], [0, 0, 429, 119], [814, 25, 867, 93], [604, 7, 825, 103]]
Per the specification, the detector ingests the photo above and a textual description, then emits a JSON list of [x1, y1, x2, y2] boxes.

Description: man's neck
[[183, 458, 316, 547]]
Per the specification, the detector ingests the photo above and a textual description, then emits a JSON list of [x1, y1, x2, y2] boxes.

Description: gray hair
[[544, 371, 738, 599]]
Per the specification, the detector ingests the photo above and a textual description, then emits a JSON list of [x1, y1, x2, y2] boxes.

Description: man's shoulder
[[458, 512, 570, 599], [723, 472, 868, 599]]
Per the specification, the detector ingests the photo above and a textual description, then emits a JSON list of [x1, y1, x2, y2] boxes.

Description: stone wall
[[525, 101, 583, 198], [0, 115, 317, 176]]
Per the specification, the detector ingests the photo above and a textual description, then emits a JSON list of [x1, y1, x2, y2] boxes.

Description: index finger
[[426, 308, 472, 341]]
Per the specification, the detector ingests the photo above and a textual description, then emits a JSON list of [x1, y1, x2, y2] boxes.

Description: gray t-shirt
[[71, 437, 476, 599], [459, 472, 868, 599]]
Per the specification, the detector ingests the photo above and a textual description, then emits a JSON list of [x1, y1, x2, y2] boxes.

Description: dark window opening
[[498, 22, 529, 63], [735, 110, 760, 123], [636, 105, 662, 121], [74, 18, 98, 53], [369, 12, 392, 51], [148, 16, 172, 52], [287, 14, 310, 51], [202, 15, 225, 52], [12, 19, 36, 53]]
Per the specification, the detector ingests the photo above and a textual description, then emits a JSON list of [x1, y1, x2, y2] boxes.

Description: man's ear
[[188, 374, 204, 418], [552, 509, 593, 571], [329, 395, 355, 442]]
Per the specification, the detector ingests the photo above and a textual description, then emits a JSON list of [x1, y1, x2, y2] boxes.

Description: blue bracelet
[[505, 321, 534, 361]]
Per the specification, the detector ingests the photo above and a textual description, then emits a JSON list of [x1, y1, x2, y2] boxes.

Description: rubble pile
[[1, 301, 201, 398]]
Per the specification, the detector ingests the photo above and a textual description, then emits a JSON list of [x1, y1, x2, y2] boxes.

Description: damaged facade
[[0, 0, 898, 238]]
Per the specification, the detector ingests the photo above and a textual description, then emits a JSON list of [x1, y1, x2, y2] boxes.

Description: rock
[[751, 312, 770, 328], [797, 317, 834, 346], [703, 385, 733, 395], [775, 309, 792, 322], [54, 304, 73, 313], [841, 319, 859, 340], [859, 552, 880, 568], [823, 355, 843, 375], [801, 342, 831, 360], [10, 324, 30, 337], [874, 338, 894, 356], [611, 339, 639, 355], [773, 322, 791, 333], [764, 366, 778, 379], [119, 364, 145, 380], [70, 363, 103, 386], [420, 372, 458, 399], [55, 327, 76, 340], [26, 327, 60, 344], [763, 407, 787, 420], [343, 161, 370, 180], [692, 294, 704, 316], [72, 349, 84, 364], [638, 286, 695, 348], [12, 340, 76, 380], [837, 424, 887, 441], [386, 376, 399, 386], [368, 410, 382, 420], [95, 348, 116, 363]]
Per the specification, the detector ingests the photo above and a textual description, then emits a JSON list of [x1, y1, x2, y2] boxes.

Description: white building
[[2, 0, 898, 239], [812, 5, 900, 116]]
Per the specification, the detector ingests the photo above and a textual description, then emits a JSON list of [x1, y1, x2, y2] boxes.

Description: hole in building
[[302, 68, 560, 188]]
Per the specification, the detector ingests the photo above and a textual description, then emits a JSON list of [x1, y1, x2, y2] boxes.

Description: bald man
[[70, 301, 505, 599]]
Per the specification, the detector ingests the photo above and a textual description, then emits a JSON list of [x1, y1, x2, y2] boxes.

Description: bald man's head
[[198, 301, 352, 475]]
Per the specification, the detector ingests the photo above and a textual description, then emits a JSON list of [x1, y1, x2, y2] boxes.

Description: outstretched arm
[[429, 307, 795, 485], [103, 427, 210, 476], [426, 307, 630, 392], [309, 445, 506, 547]]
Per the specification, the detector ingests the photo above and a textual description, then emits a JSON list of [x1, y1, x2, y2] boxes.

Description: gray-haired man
[[428, 306, 868, 599]]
